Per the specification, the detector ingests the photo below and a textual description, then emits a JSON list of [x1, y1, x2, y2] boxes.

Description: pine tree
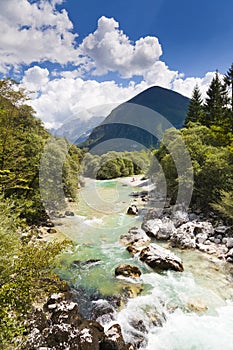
[[224, 63, 233, 132], [224, 63, 233, 111], [204, 71, 229, 127], [185, 84, 203, 126]]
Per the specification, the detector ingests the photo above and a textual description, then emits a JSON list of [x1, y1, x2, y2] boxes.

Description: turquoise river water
[[54, 178, 233, 350]]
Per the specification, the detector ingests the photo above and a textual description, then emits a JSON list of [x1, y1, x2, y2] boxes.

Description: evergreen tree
[[224, 63, 233, 111], [185, 84, 203, 126], [224, 63, 233, 132], [204, 71, 228, 127]]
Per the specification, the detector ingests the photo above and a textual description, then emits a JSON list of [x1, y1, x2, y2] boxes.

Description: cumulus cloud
[[172, 71, 218, 98], [80, 16, 163, 78], [0, 0, 80, 73], [1, 7, 217, 129], [26, 77, 148, 129], [22, 66, 49, 92]]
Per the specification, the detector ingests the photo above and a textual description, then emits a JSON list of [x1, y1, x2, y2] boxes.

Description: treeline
[[0, 79, 83, 222], [0, 79, 82, 347], [149, 64, 233, 222], [82, 150, 151, 179]]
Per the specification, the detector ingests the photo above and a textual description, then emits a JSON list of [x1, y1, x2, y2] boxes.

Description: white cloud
[[80, 16, 163, 78], [0, 0, 80, 73], [26, 76, 148, 129], [22, 66, 49, 92], [172, 71, 217, 98]]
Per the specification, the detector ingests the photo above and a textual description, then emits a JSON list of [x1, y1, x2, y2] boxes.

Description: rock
[[226, 248, 233, 259], [139, 243, 184, 272], [127, 205, 138, 215], [100, 323, 133, 350], [196, 233, 208, 244], [126, 245, 140, 255], [31, 309, 49, 332], [197, 243, 217, 254], [47, 228, 57, 234], [91, 299, 115, 320], [143, 208, 161, 221], [214, 226, 231, 236], [71, 259, 101, 269], [171, 210, 189, 228], [122, 284, 144, 298], [65, 210, 75, 216], [115, 264, 142, 278], [120, 227, 151, 247], [170, 222, 196, 249], [189, 213, 198, 221], [78, 320, 104, 350], [222, 237, 228, 244], [170, 221, 214, 249], [50, 301, 82, 326], [187, 299, 208, 312], [226, 238, 233, 249], [142, 218, 176, 240], [141, 219, 161, 237]]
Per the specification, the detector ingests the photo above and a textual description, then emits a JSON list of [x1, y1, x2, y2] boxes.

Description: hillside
[[79, 86, 189, 153]]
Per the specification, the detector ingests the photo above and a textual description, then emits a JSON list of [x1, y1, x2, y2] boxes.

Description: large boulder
[[142, 218, 176, 240], [115, 264, 142, 278], [119, 227, 151, 247], [139, 243, 184, 272], [170, 221, 214, 249]]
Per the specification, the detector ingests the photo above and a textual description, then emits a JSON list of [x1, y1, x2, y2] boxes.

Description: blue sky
[[0, 0, 232, 128], [58, 0, 233, 77]]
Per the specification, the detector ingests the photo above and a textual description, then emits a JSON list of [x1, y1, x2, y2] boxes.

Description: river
[[54, 177, 233, 350]]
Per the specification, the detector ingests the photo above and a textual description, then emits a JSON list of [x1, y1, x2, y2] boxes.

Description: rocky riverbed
[[23, 176, 233, 349]]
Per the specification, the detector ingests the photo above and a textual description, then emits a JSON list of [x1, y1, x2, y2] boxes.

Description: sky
[[0, 0, 233, 129]]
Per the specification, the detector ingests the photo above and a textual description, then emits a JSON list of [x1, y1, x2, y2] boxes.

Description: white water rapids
[[55, 178, 233, 349]]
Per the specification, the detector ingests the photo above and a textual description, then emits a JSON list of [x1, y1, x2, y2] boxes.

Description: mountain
[[52, 115, 105, 143], [78, 86, 189, 153]]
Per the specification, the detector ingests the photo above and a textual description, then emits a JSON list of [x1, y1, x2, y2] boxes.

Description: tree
[[0, 196, 69, 348], [224, 63, 233, 132], [204, 71, 229, 127], [224, 63, 233, 112], [185, 84, 203, 126]]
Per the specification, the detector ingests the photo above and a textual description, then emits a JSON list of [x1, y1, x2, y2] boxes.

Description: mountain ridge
[[78, 86, 189, 153]]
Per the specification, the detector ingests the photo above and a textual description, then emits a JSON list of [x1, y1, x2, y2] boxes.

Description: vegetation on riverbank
[[82, 150, 151, 179], [149, 66, 233, 222], [0, 79, 76, 348]]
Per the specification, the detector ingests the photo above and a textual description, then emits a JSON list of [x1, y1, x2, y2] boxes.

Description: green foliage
[[82, 150, 151, 180], [0, 196, 70, 348], [212, 189, 233, 222], [0, 79, 82, 222], [203, 71, 229, 128], [185, 84, 203, 125], [149, 122, 233, 214], [224, 62, 233, 112]]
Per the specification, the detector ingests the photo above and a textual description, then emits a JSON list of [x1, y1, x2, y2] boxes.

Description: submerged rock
[[65, 210, 75, 216], [115, 264, 142, 278], [139, 243, 184, 272]]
